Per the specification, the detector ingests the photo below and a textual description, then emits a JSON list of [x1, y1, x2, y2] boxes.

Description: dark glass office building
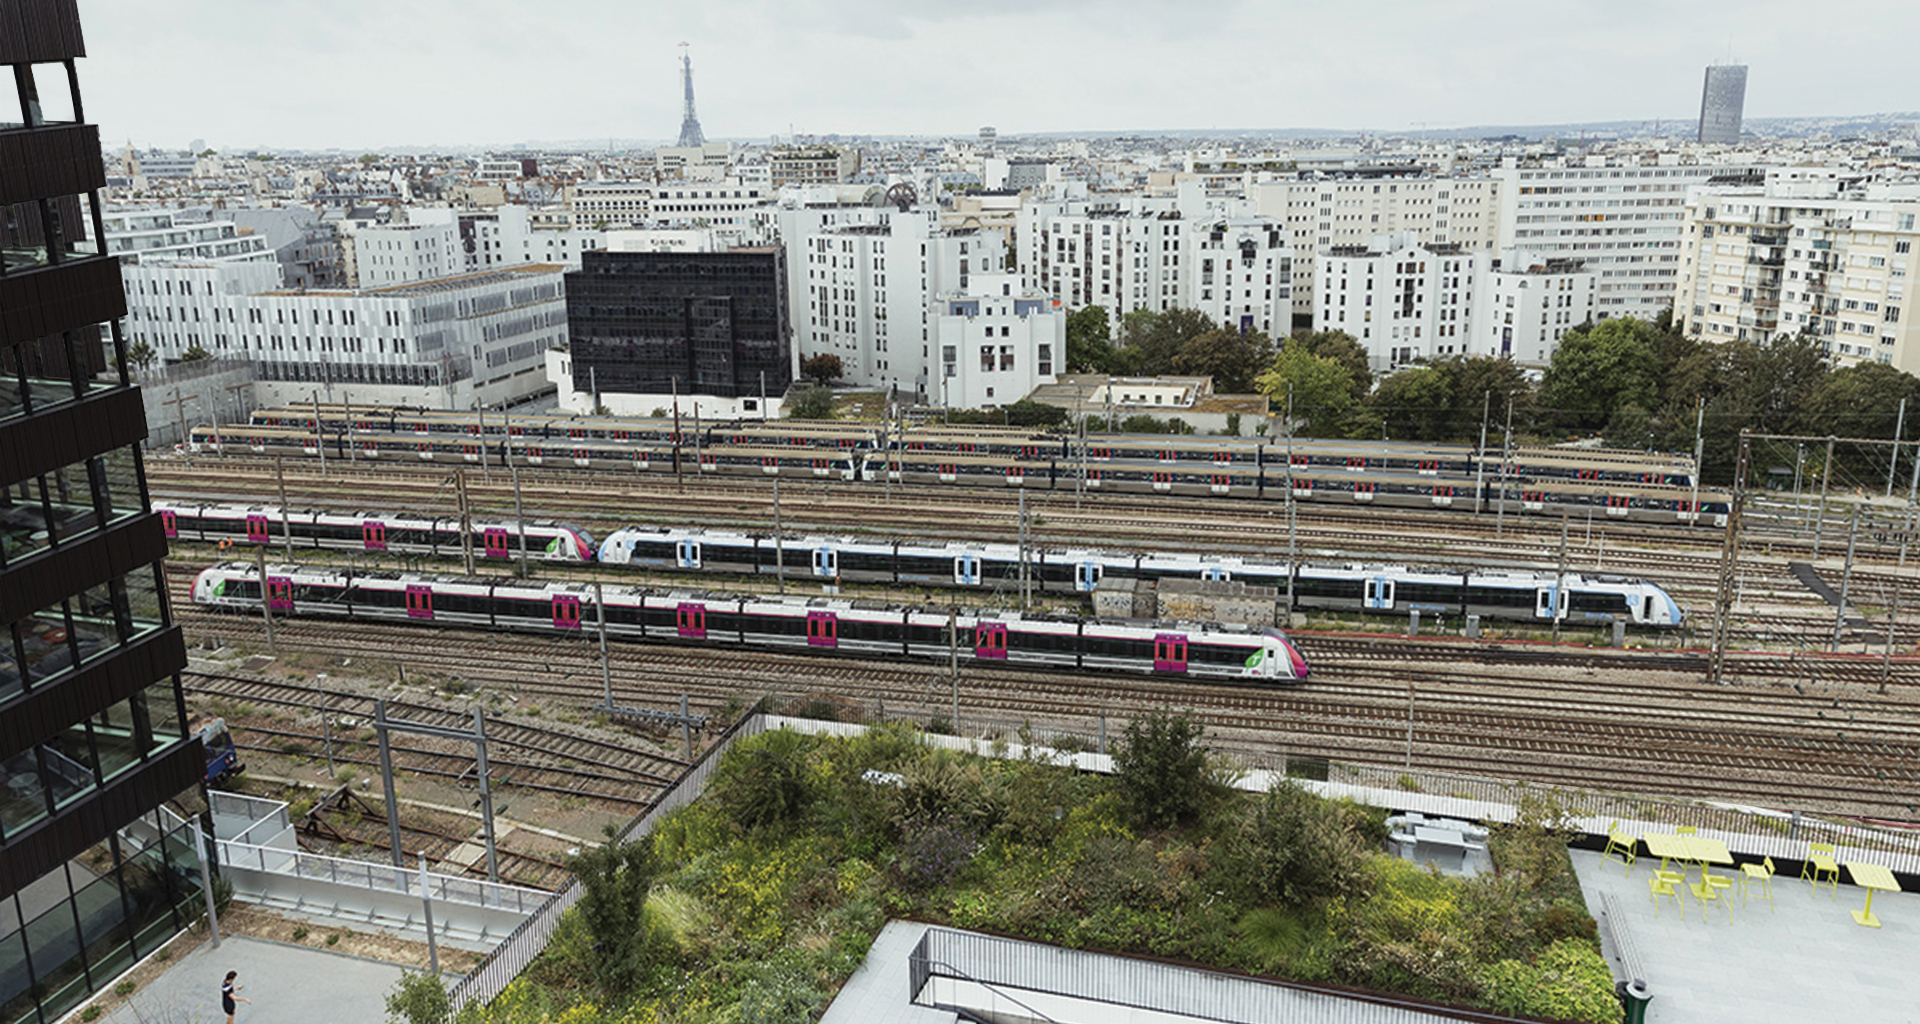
[[0, 4, 203, 1022], [565, 247, 792, 399]]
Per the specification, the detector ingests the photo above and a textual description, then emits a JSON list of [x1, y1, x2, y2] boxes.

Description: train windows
[[806, 612, 837, 647]]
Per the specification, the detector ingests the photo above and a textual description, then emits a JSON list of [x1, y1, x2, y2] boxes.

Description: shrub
[[79, 1009, 99, 1023], [710, 728, 817, 831], [892, 749, 984, 830], [567, 832, 669, 998], [897, 817, 981, 892], [383, 970, 449, 1024], [735, 960, 826, 1024], [1477, 938, 1617, 1023], [114, 980, 135, 997], [1215, 781, 1366, 908], [1112, 710, 1228, 830]]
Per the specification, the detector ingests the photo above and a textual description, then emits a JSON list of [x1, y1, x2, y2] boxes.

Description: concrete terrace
[[99, 935, 420, 1024], [1572, 848, 1920, 1024]]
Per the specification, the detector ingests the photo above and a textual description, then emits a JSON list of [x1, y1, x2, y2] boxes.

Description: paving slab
[[1573, 848, 1920, 1024], [101, 935, 419, 1024]]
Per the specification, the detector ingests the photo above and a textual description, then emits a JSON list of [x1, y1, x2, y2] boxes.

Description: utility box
[[1465, 614, 1481, 639]]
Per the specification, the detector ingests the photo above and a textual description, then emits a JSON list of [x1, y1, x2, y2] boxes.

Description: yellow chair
[[1651, 871, 1684, 919], [1741, 856, 1776, 912], [1692, 877, 1731, 922], [1801, 843, 1840, 898], [1603, 822, 1638, 875]]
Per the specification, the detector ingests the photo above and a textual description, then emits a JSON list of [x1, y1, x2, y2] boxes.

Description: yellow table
[[1642, 833, 1691, 874], [1683, 836, 1734, 875], [1846, 862, 1899, 928], [1643, 833, 1732, 880]]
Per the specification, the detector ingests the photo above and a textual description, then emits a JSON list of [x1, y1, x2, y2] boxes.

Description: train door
[[1153, 633, 1189, 673], [1639, 593, 1654, 625], [245, 514, 270, 544], [954, 554, 981, 586], [676, 603, 707, 638], [1202, 566, 1232, 582], [806, 611, 838, 648], [160, 509, 178, 539], [975, 622, 1007, 659], [676, 539, 702, 569], [1077, 562, 1103, 592], [552, 594, 582, 630], [1364, 578, 1395, 610], [266, 577, 294, 612], [812, 547, 838, 578], [1535, 587, 1567, 621], [363, 521, 387, 551], [482, 528, 510, 559], [405, 585, 433, 620]]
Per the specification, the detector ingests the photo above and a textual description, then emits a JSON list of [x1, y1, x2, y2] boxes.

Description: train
[[155, 500, 597, 562], [159, 501, 1684, 628], [195, 717, 242, 784], [187, 421, 1728, 528], [189, 563, 1312, 684]]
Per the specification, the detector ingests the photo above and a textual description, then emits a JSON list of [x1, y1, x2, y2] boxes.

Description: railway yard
[[142, 435, 1920, 893]]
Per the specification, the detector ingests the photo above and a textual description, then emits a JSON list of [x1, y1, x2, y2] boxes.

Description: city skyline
[[83, 0, 1918, 151]]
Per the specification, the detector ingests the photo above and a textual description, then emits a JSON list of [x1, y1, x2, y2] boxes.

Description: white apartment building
[[1494, 156, 1769, 320], [570, 181, 653, 227], [1315, 233, 1594, 371], [1252, 174, 1501, 320], [932, 272, 1063, 409], [121, 261, 569, 409], [101, 208, 275, 265], [655, 141, 731, 179], [1017, 190, 1292, 335], [565, 178, 770, 237], [351, 207, 607, 287], [788, 205, 1009, 399], [1674, 177, 1920, 370], [352, 221, 463, 287]]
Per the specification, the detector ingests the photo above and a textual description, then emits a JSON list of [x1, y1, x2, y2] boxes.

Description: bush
[[567, 832, 669, 998], [1477, 938, 1618, 1023], [1112, 710, 1227, 830], [1215, 781, 1366, 908], [710, 728, 816, 830], [383, 970, 449, 1024], [786, 386, 835, 420], [897, 817, 981, 892]]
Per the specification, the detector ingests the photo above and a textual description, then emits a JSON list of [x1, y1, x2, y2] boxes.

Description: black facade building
[[0, 4, 202, 1022], [565, 247, 792, 400]]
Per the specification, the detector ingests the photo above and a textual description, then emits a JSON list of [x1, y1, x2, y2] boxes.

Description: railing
[[445, 698, 773, 1013], [210, 790, 291, 846], [909, 927, 1545, 1024], [217, 838, 549, 915]]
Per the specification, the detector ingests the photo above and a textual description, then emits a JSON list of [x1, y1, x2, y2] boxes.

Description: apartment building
[[768, 146, 860, 187], [1674, 176, 1920, 370], [932, 271, 1064, 408], [100, 207, 274, 265], [0, 6, 203, 1021], [1494, 155, 1769, 320]]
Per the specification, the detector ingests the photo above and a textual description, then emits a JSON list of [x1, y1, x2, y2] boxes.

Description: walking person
[[222, 970, 250, 1023]]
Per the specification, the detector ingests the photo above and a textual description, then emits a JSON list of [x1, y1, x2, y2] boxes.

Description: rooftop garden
[[388, 712, 1616, 1024]]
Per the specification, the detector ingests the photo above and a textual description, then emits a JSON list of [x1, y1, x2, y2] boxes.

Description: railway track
[[170, 565, 1920, 820]]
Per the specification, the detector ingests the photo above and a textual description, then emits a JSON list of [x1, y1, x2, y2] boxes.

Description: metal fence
[[445, 699, 773, 1013], [908, 927, 1549, 1024], [210, 790, 292, 846], [216, 839, 548, 915]]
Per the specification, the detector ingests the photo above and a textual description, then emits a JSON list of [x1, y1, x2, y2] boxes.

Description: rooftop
[[260, 263, 567, 299]]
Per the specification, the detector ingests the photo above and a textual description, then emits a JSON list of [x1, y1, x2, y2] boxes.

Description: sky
[[79, 0, 1920, 152]]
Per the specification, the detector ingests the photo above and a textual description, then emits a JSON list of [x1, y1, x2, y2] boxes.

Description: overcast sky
[[80, 0, 1919, 152]]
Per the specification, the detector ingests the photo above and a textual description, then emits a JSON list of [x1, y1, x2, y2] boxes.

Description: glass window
[[91, 699, 140, 782], [0, 928, 35, 1024], [44, 726, 99, 808], [141, 679, 184, 748], [96, 446, 146, 520], [0, 748, 51, 836], [16, 596, 79, 685], [21, 889, 90, 1021]]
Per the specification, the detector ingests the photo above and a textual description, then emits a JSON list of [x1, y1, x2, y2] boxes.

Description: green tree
[[1294, 329, 1373, 403], [1002, 398, 1067, 427], [1435, 356, 1537, 443], [1256, 338, 1356, 437], [801, 353, 844, 386], [383, 971, 449, 1024], [709, 727, 815, 830], [1215, 781, 1365, 908], [1064, 305, 1118, 373], [1116, 308, 1216, 376], [1112, 709, 1227, 830], [785, 386, 834, 420], [1539, 318, 1663, 434], [1368, 365, 1452, 440], [567, 832, 668, 998], [126, 340, 157, 375], [1170, 329, 1273, 394], [179, 345, 211, 363]]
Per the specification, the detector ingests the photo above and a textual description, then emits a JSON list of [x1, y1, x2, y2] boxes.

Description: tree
[[1367, 365, 1453, 440], [709, 727, 815, 830], [179, 345, 211, 363], [801, 353, 843, 386], [1255, 338, 1356, 437], [1002, 398, 1067, 428], [1170, 329, 1274, 394], [1539, 317, 1663, 435], [383, 971, 448, 1024], [126, 340, 157, 375], [785, 386, 834, 420], [1064, 305, 1118, 374], [568, 831, 668, 998], [1116, 308, 1216, 376], [1435, 356, 1536, 443], [1112, 709, 1227, 830], [1293, 329, 1373, 403]]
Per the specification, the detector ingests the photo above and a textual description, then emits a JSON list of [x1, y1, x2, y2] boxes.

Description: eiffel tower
[[676, 43, 705, 147]]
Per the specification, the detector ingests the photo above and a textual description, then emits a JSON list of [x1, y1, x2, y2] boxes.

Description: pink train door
[[482, 528, 510, 559], [363, 520, 387, 551], [975, 622, 1007, 659], [160, 509, 178, 538], [807, 611, 838, 648], [676, 603, 707, 638], [405, 585, 433, 620], [245, 514, 271, 544], [265, 576, 294, 612], [1154, 633, 1188, 673], [552, 594, 582, 630]]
